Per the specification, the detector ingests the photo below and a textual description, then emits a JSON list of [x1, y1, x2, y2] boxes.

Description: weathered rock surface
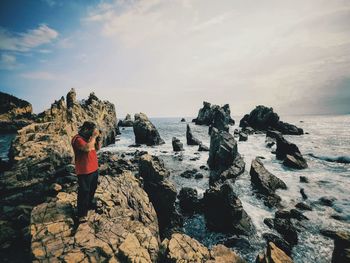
[[133, 113, 164, 146], [30, 172, 160, 262], [321, 230, 350, 263], [250, 158, 287, 207], [203, 182, 254, 235], [118, 113, 134, 127], [172, 137, 184, 152], [256, 242, 293, 263], [186, 124, 202, 145], [138, 154, 179, 237], [0, 91, 33, 133], [240, 105, 303, 135], [178, 187, 200, 214], [275, 135, 308, 169]]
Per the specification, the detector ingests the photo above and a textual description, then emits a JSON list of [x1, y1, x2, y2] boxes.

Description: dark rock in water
[[133, 112, 164, 146], [290, 209, 309, 221], [186, 124, 202, 145], [273, 218, 298, 246], [209, 156, 245, 186], [138, 154, 178, 236], [179, 169, 199, 179], [203, 182, 254, 235], [266, 130, 283, 140], [242, 126, 255, 135], [321, 230, 350, 263], [256, 242, 293, 263], [198, 143, 209, 151], [180, 118, 186, 122], [239, 105, 303, 135], [299, 176, 309, 183], [128, 143, 141, 147], [331, 214, 348, 222], [300, 188, 308, 200], [117, 113, 133, 127], [0, 91, 34, 133], [283, 153, 308, 169], [296, 202, 312, 211], [178, 187, 200, 214], [250, 158, 286, 207], [265, 137, 275, 148], [172, 137, 184, 152], [262, 233, 292, 256], [190, 156, 200, 161], [239, 132, 248, 141], [200, 165, 209, 171], [264, 218, 274, 229], [319, 196, 336, 207]]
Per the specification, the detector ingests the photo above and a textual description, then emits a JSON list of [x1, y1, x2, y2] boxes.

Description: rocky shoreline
[[0, 93, 348, 263]]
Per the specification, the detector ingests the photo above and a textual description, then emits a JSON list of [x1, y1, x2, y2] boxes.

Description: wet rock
[[264, 218, 274, 229], [138, 154, 178, 236], [180, 118, 186, 122], [178, 187, 200, 214], [179, 169, 199, 179], [186, 124, 202, 145], [31, 172, 160, 262], [262, 233, 292, 256], [319, 196, 336, 207], [250, 158, 286, 207], [299, 176, 309, 183], [118, 113, 134, 127], [208, 244, 246, 263], [203, 182, 254, 235], [200, 165, 209, 171], [240, 105, 303, 135], [295, 202, 312, 211], [256, 242, 293, 263], [300, 188, 308, 200], [275, 134, 307, 169], [321, 230, 350, 263], [133, 113, 164, 146], [209, 155, 245, 186], [198, 143, 209, 151], [283, 153, 308, 169], [172, 137, 184, 152], [273, 218, 298, 246], [239, 132, 248, 142]]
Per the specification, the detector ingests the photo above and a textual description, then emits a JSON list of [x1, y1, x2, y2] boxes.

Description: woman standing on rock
[[71, 121, 101, 223]]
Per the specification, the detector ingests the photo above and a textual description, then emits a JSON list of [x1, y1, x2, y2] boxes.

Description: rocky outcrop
[[118, 113, 133, 127], [239, 105, 303, 135], [0, 91, 33, 133], [276, 134, 308, 169], [321, 230, 350, 263], [138, 154, 179, 237], [192, 102, 234, 131], [198, 143, 209, 151], [0, 89, 117, 262], [172, 137, 184, 151], [178, 187, 200, 214], [256, 242, 293, 263], [207, 128, 245, 185], [133, 113, 164, 146], [186, 124, 202, 145], [203, 182, 254, 235], [180, 118, 186, 122], [30, 172, 160, 262], [250, 158, 287, 207], [160, 233, 245, 263]]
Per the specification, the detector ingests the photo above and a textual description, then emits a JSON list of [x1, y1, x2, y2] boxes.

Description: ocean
[[1, 114, 349, 262]]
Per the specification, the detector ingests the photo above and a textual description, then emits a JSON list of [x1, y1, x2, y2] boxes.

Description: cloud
[[21, 71, 60, 80], [0, 24, 58, 52], [0, 53, 19, 70]]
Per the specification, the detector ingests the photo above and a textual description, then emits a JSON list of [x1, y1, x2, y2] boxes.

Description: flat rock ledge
[[30, 172, 160, 262]]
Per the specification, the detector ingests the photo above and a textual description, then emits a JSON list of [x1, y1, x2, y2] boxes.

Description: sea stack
[[133, 113, 164, 146]]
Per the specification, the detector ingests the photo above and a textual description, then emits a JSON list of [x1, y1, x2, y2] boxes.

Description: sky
[[0, 0, 349, 118]]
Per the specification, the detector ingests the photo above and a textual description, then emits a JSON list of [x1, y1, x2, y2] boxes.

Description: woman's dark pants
[[77, 170, 99, 217]]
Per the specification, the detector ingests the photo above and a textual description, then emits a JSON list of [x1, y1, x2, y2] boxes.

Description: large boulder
[[322, 230, 350, 263], [30, 172, 160, 262], [239, 105, 303, 135], [133, 113, 164, 146], [0, 91, 33, 133], [192, 101, 234, 130], [186, 124, 202, 145], [250, 158, 287, 207], [203, 182, 254, 235], [276, 135, 308, 169], [172, 137, 184, 152], [178, 187, 200, 214], [138, 154, 179, 237], [118, 113, 134, 127]]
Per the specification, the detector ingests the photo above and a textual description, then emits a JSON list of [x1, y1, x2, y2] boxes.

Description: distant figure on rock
[[71, 121, 102, 223]]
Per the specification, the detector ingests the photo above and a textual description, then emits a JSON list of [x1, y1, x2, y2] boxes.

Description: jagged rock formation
[[133, 113, 164, 146], [240, 105, 303, 135], [160, 233, 245, 263], [0, 89, 117, 262], [256, 242, 293, 263], [178, 187, 200, 214], [118, 113, 133, 127], [207, 128, 245, 185], [30, 172, 160, 262], [250, 158, 287, 207], [192, 102, 235, 133], [186, 124, 202, 145], [172, 137, 184, 151], [138, 154, 179, 237], [0, 91, 33, 133], [203, 182, 254, 235]]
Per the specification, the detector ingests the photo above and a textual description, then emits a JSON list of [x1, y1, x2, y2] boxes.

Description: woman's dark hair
[[78, 121, 97, 140]]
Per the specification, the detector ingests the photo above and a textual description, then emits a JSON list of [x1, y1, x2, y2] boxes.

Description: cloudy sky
[[0, 0, 349, 118]]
